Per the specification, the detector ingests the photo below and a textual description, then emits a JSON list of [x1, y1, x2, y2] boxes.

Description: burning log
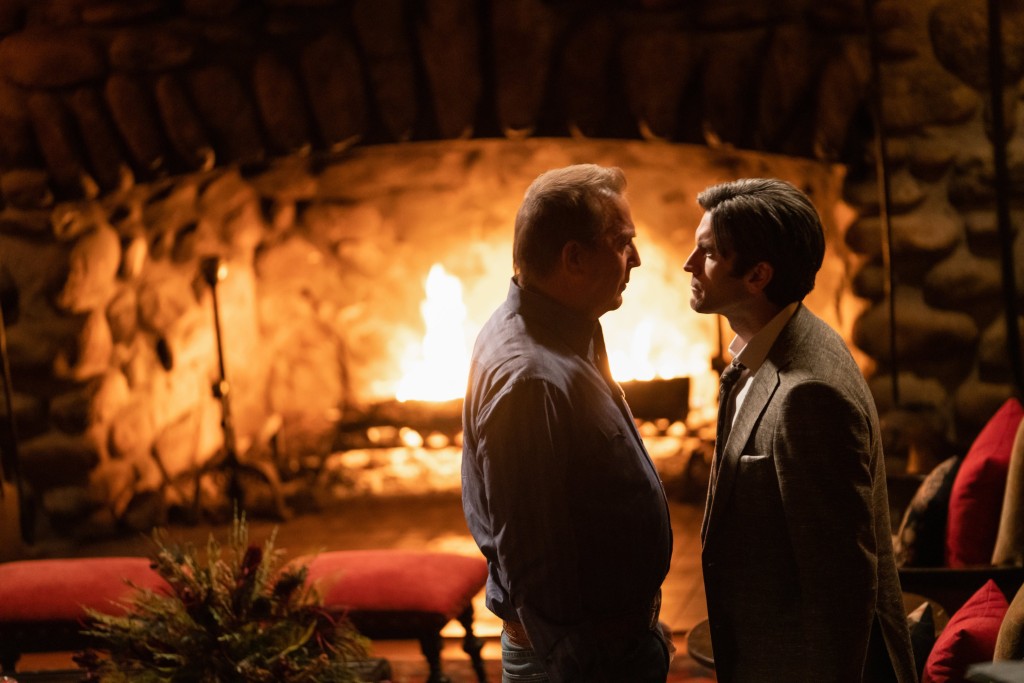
[[334, 399, 462, 451], [331, 376, 690, 451], [363, 399, 463, 430], [621, 376, 690, 423]]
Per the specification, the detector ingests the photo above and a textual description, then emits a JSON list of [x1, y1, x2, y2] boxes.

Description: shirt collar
[[729, 302, 800, 373], [507, 277, 597, 360]]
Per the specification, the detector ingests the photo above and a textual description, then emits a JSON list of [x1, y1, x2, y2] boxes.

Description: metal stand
[[191, 256, 290, 522]]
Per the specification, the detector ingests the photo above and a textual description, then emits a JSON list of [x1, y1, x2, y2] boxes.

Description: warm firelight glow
[[607, 315, 715, 384], [394, 233, 720, 418], [395, 264, 471, 402], [601, 231, 719, 418]]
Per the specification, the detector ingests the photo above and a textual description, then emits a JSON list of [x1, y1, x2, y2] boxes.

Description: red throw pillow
[[946, 397, 1024, 567], [923, 580, 1009, 683]]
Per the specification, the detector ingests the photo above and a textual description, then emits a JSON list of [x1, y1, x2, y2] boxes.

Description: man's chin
[[602, 296, 624, 314]]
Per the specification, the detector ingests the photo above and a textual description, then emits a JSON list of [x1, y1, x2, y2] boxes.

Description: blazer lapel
[[701, 306, 814, 547], [701, 365, 779, 545]]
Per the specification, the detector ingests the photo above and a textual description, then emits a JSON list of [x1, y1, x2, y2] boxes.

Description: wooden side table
[[685, 618, 714, 669], [685, 592, 946, 671]]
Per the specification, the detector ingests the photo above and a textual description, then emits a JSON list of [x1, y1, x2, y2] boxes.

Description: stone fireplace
[[0, 0, 1020, 539], [3, 136, 854, 537]]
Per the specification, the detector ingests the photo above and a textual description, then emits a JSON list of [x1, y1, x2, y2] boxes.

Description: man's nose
[[683, 249, 697, 273]]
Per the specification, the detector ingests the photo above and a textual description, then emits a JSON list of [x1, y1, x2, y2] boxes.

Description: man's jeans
[[501, 630, 549, 682], [500, 627, 670, 682]]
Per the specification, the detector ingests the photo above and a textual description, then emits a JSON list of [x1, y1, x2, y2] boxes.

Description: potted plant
[[74, 514, 385, 682]]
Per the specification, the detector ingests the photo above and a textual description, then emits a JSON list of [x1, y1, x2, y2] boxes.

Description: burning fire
[[396, 243, 719, 418], [395, 264, 471, 402], [600, 236, 719, 417]]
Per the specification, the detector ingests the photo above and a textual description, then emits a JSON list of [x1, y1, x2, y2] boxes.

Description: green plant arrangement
[[74, 514, 371, 682]]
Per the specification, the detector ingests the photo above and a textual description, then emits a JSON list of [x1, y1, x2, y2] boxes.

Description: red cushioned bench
[[0, 550, 490, 682], [0, 557, 167, 673], [301, 549, 489, 683]]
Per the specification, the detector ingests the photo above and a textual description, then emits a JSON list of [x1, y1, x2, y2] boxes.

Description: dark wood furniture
[[898, 565, 1024, 617], [685, 617, 714, 669], [301, 549, 489, 683], [685, 592, 950, 671], [0, 557, 166, 673]]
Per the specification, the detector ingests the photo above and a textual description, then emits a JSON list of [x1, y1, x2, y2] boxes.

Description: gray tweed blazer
[[701, 304, 918, 683]]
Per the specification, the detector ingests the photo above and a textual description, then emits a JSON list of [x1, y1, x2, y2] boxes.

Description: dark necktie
[[711, 360, 745, 486]]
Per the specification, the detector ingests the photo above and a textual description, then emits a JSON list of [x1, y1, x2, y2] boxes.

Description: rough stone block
[[21, 431, 101, 490], [853, 287, 978, 364], [300, 33, 366, 151], [82, 0, 166, 25], [0, 169, 53, 209], [0, 32, 103, 88], [108, 25, 196, 72], [187, 64, 266, 165], [106, 286, 139, 343], [154, 73, 215, 171], [416, 0, 481, 140], [252, 52, 311, 154], [0, 79, 35, 167], [26, 91, 96, 199], [621, 21, 694, 142], [53, 309, 114, 382], [352, 0, 417, 142], [67, 87, 133, 194], [492, 0, 558, 135], [105, 74, 168, 175], [56, 224, 121, 313], [924, 247, 1002, 309]]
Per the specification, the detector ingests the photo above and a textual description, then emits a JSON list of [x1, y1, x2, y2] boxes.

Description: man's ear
[[561, 240, 587, 275], [744, 261, 774, 293]]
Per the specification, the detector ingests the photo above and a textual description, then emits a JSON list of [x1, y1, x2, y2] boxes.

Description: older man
[[462, 164, 673, 682]]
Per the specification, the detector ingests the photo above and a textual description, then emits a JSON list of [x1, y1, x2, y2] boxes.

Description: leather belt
[[502, 590, 662, 650], [502, 618, 532, 648]]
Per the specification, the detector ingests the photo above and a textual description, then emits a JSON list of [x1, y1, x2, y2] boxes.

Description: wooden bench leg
[[419, 631, 451, 683], [457, 605, 487, 682], [1, 643, 20, 673]]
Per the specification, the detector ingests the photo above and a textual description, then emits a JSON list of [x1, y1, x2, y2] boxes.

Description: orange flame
[[395, 264, 471, 402], [396, 240, 719, 419]]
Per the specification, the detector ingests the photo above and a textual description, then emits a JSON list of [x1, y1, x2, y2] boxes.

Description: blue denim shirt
[[461, 280, 673, 681]]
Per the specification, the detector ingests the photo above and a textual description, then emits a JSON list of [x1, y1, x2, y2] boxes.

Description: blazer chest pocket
[[733, 453, 778, 509]]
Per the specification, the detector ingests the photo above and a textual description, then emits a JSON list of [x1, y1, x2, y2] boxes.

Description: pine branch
[[76, 513, 369, 682]]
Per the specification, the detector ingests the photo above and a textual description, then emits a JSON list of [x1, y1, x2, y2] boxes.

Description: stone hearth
[[3, 137, 850, 537]]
